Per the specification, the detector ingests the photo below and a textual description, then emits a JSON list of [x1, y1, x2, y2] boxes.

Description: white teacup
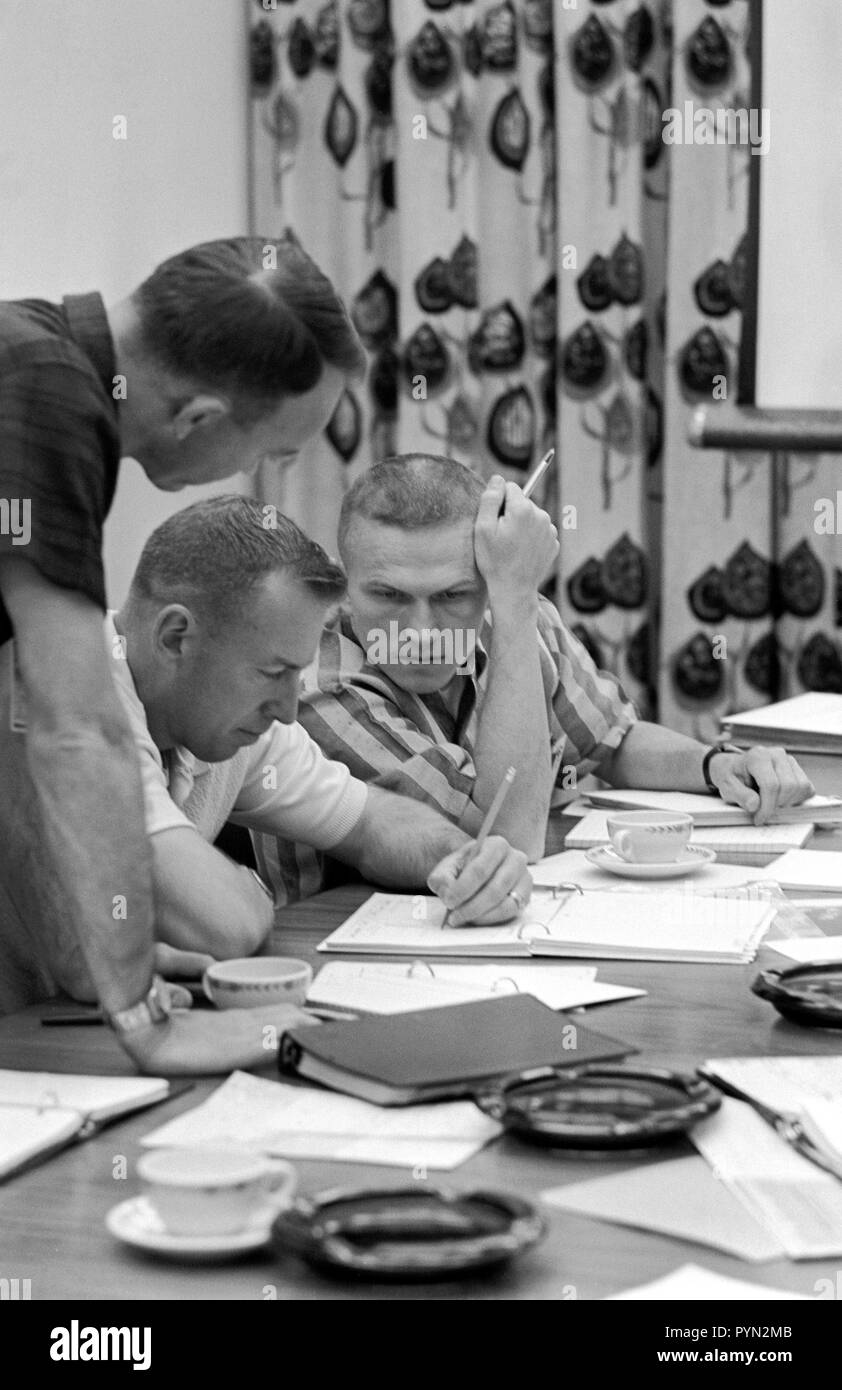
[[203, 956, 313, 1010], [606, 810, 693, 864], [137, 1147, 296, 1237]]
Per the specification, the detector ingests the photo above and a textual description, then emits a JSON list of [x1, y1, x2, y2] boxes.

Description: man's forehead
[[346, 518, 478, 576]]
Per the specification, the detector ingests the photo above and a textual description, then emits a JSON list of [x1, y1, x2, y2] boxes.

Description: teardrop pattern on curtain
[[249, 0, 842, 727]]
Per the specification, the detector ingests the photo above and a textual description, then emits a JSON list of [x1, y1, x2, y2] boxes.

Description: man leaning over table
[[96, 496, 531, 974], [0, 235, 369, 1072], [253, 453, 814, 899]]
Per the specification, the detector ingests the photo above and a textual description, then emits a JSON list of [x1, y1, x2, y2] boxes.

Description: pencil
[[443, 766, 517, 927], [521, 447, 555, 500]]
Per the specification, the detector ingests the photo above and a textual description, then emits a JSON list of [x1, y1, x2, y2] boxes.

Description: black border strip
[[738, 0, 763, 405]]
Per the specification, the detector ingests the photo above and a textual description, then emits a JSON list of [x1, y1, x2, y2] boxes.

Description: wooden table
[[2, 821, 842, 1301]]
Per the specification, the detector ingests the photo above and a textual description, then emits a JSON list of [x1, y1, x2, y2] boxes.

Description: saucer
[[585, 845, 717, 879], [105, 1194, 290, 1260]]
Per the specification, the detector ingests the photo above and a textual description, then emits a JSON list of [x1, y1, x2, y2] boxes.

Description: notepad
[[584, 787, 842, 826], [143, 1070, 501, 1170], [565, 809, 813, 865], [318, 890, 773, 963], [0, 1071, 171, 1181], [701, 1055, 842, 1116], [755, 848, 842, 892]]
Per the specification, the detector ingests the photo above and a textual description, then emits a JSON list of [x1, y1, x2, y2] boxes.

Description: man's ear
[[171, 395, 230, 441], [154, 605, 196, 659]]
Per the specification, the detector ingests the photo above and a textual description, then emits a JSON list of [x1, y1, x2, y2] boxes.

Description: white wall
[[0, 0, 251, 603], [757, 0, 842, 409]]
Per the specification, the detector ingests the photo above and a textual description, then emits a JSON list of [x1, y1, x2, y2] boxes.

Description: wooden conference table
[[2, 818, 842, 1301]]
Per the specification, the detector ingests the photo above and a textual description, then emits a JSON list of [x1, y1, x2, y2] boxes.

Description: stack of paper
[[319, 890, 774, 964], [142, 1070, 501, 1170], [722, 692, 842, 754], [583, 787, 842, 826], [565, 809, 813, 866], [307, 960, 645, 1014]]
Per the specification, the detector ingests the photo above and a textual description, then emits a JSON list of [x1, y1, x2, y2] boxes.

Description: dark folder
[[278, 993, 633, 1105]]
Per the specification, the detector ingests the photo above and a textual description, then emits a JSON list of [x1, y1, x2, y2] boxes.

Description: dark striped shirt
[[252, 598, 637, 901], [0, 293, 119, 647]]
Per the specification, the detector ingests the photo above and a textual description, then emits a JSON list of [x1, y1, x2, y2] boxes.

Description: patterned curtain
[[248, 0, 842, 734]]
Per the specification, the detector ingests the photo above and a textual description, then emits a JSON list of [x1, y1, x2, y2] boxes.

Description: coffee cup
[[606, 810, 693, 864], [203, 956, 312, 1010], [136, 1147, 296, 1237]]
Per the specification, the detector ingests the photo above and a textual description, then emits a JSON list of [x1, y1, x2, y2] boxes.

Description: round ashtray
[[475, 1065, 722, 1148], [270, 1185, 546, 1280], [752, 962, 842, 1029]]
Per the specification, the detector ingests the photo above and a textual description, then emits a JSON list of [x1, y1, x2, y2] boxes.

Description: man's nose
[[263, 683, 299, 725], [405, 599, 434, 629]]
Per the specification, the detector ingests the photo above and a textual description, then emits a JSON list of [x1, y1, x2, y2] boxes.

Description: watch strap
[[701, 743, 742, 793]]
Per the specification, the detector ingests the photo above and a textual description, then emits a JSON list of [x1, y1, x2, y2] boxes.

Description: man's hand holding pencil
[[427, 767, 533, 927]]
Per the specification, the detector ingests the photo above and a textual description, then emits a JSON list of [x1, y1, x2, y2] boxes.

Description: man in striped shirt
[[254, 453, 813, 903]]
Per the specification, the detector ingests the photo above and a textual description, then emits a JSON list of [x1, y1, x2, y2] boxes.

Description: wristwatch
[[701, 743, 742, 794], [106, 975, 172, 1035]]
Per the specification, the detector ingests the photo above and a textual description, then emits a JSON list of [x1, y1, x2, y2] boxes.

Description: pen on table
[[303, 1005, 359, 1022], [42, 1011, 104, 1026], [442, 765, 517, 928], [521, 447, 555, 501]]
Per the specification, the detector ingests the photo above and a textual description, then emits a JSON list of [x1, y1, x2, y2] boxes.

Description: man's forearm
[[467, 601, 552, 859], [28, 722, 156, 1010], [152, 829, 273, 959], [334, 787, 470, 888], [600, 721, 711, 792]]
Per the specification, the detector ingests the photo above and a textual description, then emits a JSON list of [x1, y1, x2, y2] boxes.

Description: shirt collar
[[62, 293, 116, 398]]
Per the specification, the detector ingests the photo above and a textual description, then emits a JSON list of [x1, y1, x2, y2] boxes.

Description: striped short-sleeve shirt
[[0, 294, 119, 648], [251, 597, 637, 902]]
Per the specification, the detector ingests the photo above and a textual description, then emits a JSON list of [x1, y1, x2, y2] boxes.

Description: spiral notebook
[[318, 890, 773, 964], [565, 810, 813, 866], [0, 1071, 174, 1181]]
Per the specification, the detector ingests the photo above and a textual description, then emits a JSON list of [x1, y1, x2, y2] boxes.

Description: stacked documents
[[583, 787, 842, 827], [721, 692, 842, 754]]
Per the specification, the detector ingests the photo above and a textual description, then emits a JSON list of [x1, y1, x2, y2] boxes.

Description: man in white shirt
[[93, 495, 532, 986]]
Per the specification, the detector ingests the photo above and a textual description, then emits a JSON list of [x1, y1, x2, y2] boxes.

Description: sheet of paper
[[692, 1098, 842, 1258], [531, 849, 761, 894], [608, 1263, 810, 1301], [142, 1070, 502, 1170], [765, 928, 842, 962], [755, 849, 842, 892], [703, 1055, 842, 1117], [542, 1156, 784, 1262], [801, 1100, 842, 1166], [308, 960, 644, 1014]]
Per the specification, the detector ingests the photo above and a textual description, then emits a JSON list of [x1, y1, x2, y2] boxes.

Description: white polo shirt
[[105, 615, 368, 856]]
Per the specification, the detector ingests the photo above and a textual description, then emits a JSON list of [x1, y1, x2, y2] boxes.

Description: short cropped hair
[[337, 454, 485, 559], [129, 495, 346, 631], [132, 235, 366, 423]]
